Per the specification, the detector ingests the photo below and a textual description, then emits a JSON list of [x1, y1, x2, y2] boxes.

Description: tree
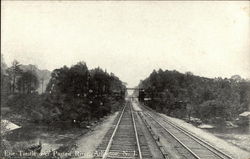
[[46, 66, 70, 94], [6, 60, 22, 93], [1, 54, 8, 74], [1, 55, 11, 105], [17, 71, 39, 94], [230, 75, 242, 83], [68, 62, 89, 96]]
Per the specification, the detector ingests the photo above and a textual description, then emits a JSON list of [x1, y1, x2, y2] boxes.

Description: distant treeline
[[1, 60, 125, 127], [139, 69, 250, 124], [1, 60, 51, 96]]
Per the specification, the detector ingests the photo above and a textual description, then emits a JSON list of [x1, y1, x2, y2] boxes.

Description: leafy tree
[[16, 70, 39, 94], [6, 60, 22, 93], [1, 55, 11, 105], [46, 65, 70, 94]]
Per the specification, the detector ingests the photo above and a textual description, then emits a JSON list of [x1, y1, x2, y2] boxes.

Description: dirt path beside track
[[72, 112, 118, 159]]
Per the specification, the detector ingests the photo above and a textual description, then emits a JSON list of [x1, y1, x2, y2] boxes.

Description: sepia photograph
[[1, 1, 250, 159]]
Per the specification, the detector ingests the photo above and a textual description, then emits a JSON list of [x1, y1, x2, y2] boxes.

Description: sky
[[2, 1, 250, 87]]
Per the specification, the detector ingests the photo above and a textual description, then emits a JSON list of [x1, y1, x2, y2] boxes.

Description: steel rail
[[138, 112, 170, 159], [144, 112, 201, 159], [143, 105, 232, 159], [102, 105, 126, 159], [158, 114, 233, 159], [130, 104, 143, 159]]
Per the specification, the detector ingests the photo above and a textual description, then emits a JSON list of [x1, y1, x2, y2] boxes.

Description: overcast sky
[[2, 1, 250, 87]]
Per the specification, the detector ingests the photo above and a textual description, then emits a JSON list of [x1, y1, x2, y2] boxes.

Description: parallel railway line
[[95, 102, 151, 159], [142, 106, 233, 159]]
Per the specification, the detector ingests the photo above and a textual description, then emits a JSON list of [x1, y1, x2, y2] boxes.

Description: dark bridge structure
[[125, 87, 145, 101], [126, 88, 144, 90]]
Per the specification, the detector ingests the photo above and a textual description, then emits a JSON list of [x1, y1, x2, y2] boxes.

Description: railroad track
[[95, 102, 151, 159], [142, 106, 233, 159]]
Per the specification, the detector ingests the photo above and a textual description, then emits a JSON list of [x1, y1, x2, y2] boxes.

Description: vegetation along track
[[142, 106, 233, 159], [95, 101, 151, 159]]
